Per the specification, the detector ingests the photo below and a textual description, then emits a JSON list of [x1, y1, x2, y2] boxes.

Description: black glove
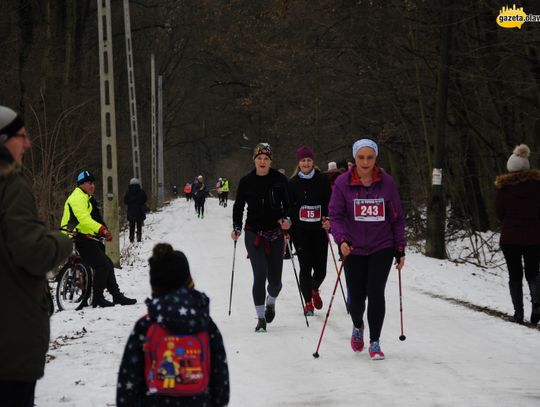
[[394, 249, 405, 262]]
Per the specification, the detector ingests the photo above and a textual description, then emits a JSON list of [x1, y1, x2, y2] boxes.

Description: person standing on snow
[[495, 144, 540, 324], [231, 143, 291, 332], [329, 138, 406, 360], [192, 175, 209, 218], [123, 178, 148, 243], [288, 146, 332, 316], [0, 106, 72, 406], [183, 182, 192, 201], [215, 178, 223, 205], [117, 243, 229, 406], [220, 177, 230, 207]]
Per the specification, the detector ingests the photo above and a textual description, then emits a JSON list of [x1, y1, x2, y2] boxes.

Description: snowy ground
[[36, 198, 540, 406]]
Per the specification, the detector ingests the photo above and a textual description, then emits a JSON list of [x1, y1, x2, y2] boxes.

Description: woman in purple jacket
[[329, 138, 406, 360]]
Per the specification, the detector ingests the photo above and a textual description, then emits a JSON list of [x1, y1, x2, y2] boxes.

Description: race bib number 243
[[353, 198, 385, 222]]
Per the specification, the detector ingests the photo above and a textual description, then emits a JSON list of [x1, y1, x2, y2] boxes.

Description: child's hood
[[145, 287, 211, 333]]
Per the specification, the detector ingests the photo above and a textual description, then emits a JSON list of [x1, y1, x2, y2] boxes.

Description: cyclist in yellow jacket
[[61, 170, 136, 307]]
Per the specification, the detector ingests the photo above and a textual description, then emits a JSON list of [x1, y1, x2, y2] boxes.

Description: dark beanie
[[296, 146, 314, 161], [253, 142, 273, 160], [0, 106, 24, 144], [149, 243, 193, 293]]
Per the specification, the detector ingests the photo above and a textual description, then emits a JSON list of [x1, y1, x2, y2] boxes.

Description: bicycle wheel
[[56, 263, 92, 311]]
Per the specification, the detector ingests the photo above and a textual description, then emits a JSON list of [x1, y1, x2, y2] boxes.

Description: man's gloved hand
[[98, 225, 113, 242]]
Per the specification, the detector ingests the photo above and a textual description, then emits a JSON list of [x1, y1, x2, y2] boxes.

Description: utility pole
[[150, 54, 158, 211], [123, 0, 142, 182], [426, 1, 452, 259], [157, 75, 164, 204], [97, 0, 120, 266]]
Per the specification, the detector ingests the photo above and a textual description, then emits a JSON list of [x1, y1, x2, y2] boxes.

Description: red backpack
[[144, 323, 211, 397]]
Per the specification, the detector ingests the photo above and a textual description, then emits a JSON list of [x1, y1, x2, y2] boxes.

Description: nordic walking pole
[[228, 240, 237, 316], [322, 217, 348, 314], [398, 267, 406, 341], [313, 258, 346, 358], [287, 236, 309, 328]]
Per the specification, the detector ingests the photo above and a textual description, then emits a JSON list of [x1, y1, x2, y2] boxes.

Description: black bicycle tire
[[55, 262, 91, 311]]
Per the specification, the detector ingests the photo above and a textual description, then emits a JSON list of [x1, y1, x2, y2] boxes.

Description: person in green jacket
[[61, 170, 137, 308], [0, 105, 72, 406]]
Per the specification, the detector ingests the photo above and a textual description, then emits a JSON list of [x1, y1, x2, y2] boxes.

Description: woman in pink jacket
[[329, 138, 406, 360]]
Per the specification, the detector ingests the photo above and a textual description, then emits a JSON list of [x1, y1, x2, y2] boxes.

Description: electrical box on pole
[[123, 0, 142, 182], [97, 0, 120, 266], [157, 75, 164, 204], [150, 54, 158, 211]]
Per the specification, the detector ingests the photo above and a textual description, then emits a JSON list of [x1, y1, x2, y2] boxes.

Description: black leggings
[[75, 238, 120, 299], [292, 227, 328, 302], [128, 219, 143, 242], [244, 230, 284, 306], [344, 247, 394, 342], [501, 244, 540, 285], [0, 380, 36, 407], [194, 197, 206, 216]]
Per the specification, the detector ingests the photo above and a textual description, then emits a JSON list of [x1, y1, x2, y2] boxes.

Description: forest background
[[1, 0, 538, 258]]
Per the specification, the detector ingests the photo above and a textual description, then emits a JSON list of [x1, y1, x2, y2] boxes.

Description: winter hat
[[0, 106, 24, 144], [296, 146, 314, 161], [149, 243, 194, 294], [76, 170, 95, 185], [129, 177, 140, 185], [507, 144, 530, 172], [253, 142, 273, 160], [352, 138, 378, 158], [327, 161, 337, 171]]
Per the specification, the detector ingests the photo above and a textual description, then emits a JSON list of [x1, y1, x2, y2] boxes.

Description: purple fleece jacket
[[328, 167, 406, 256]]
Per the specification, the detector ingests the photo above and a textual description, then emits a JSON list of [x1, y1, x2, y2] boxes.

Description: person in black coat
[[288, 146, 332, 316], [117, 243, 229, 407], [232, 143, 291, 332], [495, 144, 540, 324], [192, 175, 210, 219], [124, 178, 148, 243]]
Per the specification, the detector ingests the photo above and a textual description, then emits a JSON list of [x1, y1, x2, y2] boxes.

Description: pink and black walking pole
[[398, 267, 406, 341], [313, 258, 346, 358]]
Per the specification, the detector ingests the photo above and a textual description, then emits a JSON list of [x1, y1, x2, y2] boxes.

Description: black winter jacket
[[495, 169, 540, 245], [117, 287, 229, 407], [288, 169, 331, 232], [124, 184, 148, 222], [233, 168, 290, 232]]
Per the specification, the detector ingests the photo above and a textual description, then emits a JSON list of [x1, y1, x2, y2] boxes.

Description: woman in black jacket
[[124, 178, 148, 243], [495, 144, 540, 324], [288, 146, 332, 316], [231, 143, 291, 332]]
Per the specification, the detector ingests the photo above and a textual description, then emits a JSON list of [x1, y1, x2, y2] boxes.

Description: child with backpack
[[116, 243, 230, 406]]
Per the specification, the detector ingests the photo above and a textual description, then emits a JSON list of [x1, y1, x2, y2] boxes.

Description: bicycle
[[54, 230, 99, 311]]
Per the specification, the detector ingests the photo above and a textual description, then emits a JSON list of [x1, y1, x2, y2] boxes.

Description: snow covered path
[[36, 198, 540, 406]]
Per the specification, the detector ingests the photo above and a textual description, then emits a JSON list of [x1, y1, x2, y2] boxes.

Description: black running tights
[[344, 247, 394, 342]]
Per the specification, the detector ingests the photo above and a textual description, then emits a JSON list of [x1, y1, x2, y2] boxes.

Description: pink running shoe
[[368, 341, 385, 360], [350, 326, 364, 352]]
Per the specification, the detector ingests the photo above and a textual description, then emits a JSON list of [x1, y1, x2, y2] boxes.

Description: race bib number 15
[[299, 205, 322, 222], [354, 198, 385, 222]]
